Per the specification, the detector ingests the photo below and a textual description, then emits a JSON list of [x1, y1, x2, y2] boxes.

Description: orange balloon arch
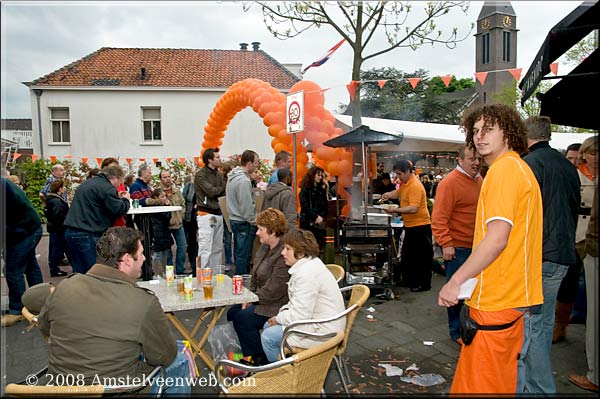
[[201, 79, 353, 211]]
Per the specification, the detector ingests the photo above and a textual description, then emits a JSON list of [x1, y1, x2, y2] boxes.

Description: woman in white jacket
[[261, 229, 346, 363]]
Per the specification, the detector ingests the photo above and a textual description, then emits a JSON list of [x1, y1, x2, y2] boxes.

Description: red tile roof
[[27, 47, 300, 89]]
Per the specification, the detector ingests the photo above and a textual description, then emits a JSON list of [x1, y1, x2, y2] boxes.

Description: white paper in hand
[[458, 278, 478, 300]]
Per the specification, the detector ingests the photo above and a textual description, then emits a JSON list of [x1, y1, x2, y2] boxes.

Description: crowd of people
[[1, 103, 598, 394]]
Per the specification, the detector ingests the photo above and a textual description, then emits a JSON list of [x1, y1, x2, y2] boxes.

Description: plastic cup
[[176, 276, 185, 293], [203, 283, 214, 300], [241, 274, 252, 290], [216, 265, 225, 283]]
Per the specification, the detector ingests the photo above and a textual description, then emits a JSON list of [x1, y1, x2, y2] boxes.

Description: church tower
[[475, 2, 518, 104]]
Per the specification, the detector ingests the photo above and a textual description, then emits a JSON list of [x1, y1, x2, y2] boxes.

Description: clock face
[[481, 18, 491, 30], [503, 16, 512, 27]]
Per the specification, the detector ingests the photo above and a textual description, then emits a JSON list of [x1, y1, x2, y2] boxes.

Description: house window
[[482, 33, 490, 64], [142, 107, 162, 142], [50, 107, 70, 143], [503, 31, 511, 62]]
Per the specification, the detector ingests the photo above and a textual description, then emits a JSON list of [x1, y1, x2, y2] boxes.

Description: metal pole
[[362, 141, 368, 226], [293, 132, 298, 199]]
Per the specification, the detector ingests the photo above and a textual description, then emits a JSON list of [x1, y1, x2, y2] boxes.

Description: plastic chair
[[214, 331, 344, 395], [326, 264, 345, 284], [5, 307, 166, 397], [280, 284, 370, 395]]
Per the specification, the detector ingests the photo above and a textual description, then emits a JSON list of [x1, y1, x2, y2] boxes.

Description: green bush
[[16, 159, 52, 222]]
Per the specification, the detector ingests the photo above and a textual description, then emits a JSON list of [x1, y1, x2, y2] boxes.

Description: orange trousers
[[451, 308, 525, 394]]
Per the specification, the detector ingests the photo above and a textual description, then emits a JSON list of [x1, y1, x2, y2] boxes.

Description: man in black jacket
[[64, 165, 130, 274], [522, 116, 581, 394]]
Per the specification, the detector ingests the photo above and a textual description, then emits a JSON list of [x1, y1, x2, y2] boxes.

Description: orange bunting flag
[[166, 157, 173, 164], [152, 157, 159, 165], [31, 154, 39, 162], [64, 154, 72, 158], [475, 72, 488, 85], [377, 80, 387, 89], [178, 157, 186, 164], [139, 157, 146, 162], [440, 75, 453, 87], [81, 157, 88, 164], [13, 152, 22, 160], [125, 157, 132, 164], [408, 78, 421, 89], [550, 62, 559, 76], [49, 155, 57, 163], [346, 81, 359, 101], [193, 156, 200, 166], [96, 157, 103, 167], [509, 68, 522, 82]]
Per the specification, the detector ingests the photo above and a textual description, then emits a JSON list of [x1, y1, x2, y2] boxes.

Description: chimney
[[239, 43, 249, 51], [251, 42, 261, 51], [140, 67, 147, 80]]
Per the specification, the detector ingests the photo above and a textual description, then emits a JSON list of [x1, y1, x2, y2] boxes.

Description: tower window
[[482, 33, 490, 64], [503, 31, 511, 62]]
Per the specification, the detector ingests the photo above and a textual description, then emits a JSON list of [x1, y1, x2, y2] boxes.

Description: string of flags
[[10, 154, 206, 167]]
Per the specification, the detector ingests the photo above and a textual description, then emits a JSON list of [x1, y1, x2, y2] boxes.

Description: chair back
[[4, 384, 105, 397], [325, 264, 345, 284], [225, 331, 344, 394], [337, 284, 370, 356]]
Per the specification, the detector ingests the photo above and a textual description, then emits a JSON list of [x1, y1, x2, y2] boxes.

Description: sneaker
[[1, 314, 25, 327], [50, 271, 68, 277]]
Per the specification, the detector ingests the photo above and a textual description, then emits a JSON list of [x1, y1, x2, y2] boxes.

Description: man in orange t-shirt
[[382, 159, 432, 292], [432, 145, 482, 343], [438, 104, 543, 394]]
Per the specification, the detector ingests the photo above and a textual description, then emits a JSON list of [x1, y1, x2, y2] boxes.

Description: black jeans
[[399, 224, 433, 289]]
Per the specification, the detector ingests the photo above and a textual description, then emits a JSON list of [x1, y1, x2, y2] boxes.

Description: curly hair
[[299, 166, 325, 190], [96, 227, 143, 268], [256, 208, 288, 237], [461, 104, 527, 155], [282, 229, 320, 259]]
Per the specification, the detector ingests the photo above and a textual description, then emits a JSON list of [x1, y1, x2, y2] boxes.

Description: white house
[[24, 45, 300, 166]]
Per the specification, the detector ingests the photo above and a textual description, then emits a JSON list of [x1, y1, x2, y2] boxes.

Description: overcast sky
[[1, 1, 581, 118]]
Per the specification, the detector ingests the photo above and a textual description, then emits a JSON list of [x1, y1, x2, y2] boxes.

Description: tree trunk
[[351, 2, 364, 128]]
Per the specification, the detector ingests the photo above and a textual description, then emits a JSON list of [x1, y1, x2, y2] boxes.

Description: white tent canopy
[[335, 115, 594, 152]]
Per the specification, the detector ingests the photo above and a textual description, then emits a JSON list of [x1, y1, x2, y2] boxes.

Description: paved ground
[[1, 234, 595, 396]]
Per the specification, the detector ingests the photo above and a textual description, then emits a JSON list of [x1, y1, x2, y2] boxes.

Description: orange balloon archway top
[[201, 79, 354, 210]]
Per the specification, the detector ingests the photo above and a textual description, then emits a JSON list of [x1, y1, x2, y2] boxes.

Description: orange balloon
[[289, 80, 324, 107]]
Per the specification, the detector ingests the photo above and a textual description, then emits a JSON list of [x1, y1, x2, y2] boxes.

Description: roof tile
[[29, 47, 300, 89]]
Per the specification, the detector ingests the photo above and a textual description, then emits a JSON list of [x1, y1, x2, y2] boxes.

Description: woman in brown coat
[[226, 208, 290, 365]]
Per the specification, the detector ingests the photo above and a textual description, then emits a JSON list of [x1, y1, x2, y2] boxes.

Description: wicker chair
[[214, 331, 344, 395], [326, 264, 345, 284], [280, 284, 370, 395], [5, 307, 166, 397]]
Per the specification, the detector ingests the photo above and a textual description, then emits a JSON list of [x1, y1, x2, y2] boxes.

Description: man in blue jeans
[[64, 165, 130, 274], [226, 150, 260, 275], [522, 116, 580, 393], [431, 145, 482, 343], [2, 178, 44, 327]]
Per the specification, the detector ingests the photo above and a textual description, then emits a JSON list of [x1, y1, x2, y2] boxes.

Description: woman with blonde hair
[[260, 229, 345, 363]]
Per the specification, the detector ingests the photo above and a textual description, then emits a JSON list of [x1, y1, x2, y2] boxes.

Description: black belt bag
[[460, 306, 524, 346]]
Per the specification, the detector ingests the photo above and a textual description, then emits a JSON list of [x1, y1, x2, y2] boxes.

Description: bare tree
[[245, 1, 472, 127]]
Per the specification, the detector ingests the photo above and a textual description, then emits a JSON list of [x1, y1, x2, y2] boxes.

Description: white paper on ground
[[406, 363, 419, 371], [458, 278, 478, 300], [378, 363, 403, 377], [366, 306, 376, 313], [423, 341, 435, 346], [400, 373, 446, 387]]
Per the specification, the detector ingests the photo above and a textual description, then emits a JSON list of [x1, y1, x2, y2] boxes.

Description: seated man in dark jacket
[[44, 179, 70, 277], [39, 227, 190, 394]]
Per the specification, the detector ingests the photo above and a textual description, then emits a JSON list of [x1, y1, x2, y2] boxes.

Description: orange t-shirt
[[465, 151, 543, 311], [396, 174, 430, 228]]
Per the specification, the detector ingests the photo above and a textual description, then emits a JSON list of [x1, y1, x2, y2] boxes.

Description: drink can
[[165, 265, 174, 286], [184, 276, 193, 300], [201, 267, 213, 286], [232, 275, 243, 295]]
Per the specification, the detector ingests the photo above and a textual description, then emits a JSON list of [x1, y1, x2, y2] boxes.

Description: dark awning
[[520, 1, 600, 104], [323, 125, 403, 148], [537, 47, 599, 130]]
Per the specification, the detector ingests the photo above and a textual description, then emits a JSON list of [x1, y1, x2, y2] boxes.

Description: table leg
[[167, 307, 226, 371], [136, 214, 153, 281]]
